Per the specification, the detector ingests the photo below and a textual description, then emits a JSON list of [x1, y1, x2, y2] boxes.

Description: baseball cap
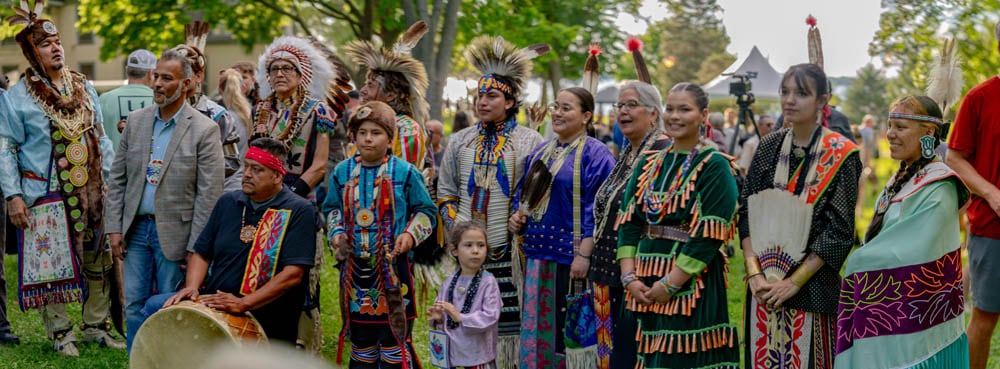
[[127, 49, 157, 70]]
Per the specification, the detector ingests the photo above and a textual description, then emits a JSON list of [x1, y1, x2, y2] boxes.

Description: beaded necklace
[[239, 204, 267, 244], [524, 133, 586, 220], [643, 142, 702, 224], [445, 269, 483, 329], [774, 127, 823, 196], [593, 128, 664, 236], [348, 155, 392, 260], [472, 117, 517, 190], [254, 86, 311, 150]]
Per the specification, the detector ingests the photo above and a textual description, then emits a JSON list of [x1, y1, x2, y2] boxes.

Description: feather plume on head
[[7, 0, 62, 75], [927, 37, 963, 113], [626, 37, 651, 84], [345, 21, 430, 124], [806, 15, 824, 70], [466, 35, 549, 100], [582, 44, 601, 97], [309, 38, 355, 120], [257, 36, 337, 101]]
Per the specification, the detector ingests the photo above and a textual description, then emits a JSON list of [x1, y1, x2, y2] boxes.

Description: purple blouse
[[433, 271, 502, 367]]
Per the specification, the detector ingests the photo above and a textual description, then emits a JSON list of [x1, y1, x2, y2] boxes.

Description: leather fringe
[[635, 325, 738, 355]]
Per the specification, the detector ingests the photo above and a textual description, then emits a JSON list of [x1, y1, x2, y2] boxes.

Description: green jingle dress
[[617, 143, 741, 369]]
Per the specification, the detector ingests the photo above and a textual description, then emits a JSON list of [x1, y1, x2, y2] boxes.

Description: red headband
[[245, 147, 286, 176]]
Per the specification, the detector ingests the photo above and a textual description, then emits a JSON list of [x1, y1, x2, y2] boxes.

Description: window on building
[[79, 63, 96, 80], [79, 32, 96, 45]]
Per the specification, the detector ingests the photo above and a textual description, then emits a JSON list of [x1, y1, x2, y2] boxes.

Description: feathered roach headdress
[[626, 37, 650, 84], [170, 21, 210, 78], [466, 35, 550, 101], [309, 38, 354, 120], [173, 21, 210, 103], [256, 36, 337, 101], [6, 0, 59, 75], [345, 21, 430, 124]]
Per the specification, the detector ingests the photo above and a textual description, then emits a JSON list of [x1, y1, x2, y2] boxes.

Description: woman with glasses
[[740, 63, 861, 368], [588, 80, 671, 369], [617, 82, 741, 369], [509, 87, 614, 369], [252, 37, 337, 198]]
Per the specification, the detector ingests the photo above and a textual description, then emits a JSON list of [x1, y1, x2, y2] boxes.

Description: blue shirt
[[0, 78, 114, 206], [137, 107, 180, 215]]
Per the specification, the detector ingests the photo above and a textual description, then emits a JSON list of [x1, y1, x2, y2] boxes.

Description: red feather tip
[[626, 37, 642, 52], [589, 44, 601, 56], [806, 15, 817, 27]]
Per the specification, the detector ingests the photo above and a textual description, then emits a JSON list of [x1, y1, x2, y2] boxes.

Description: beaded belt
[[645, 225, 690, 243]]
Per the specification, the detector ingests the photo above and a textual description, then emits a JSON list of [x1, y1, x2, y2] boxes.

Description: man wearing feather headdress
[[437, 35, 546, 369], [947, 23, 1000, 369], [0, 0, 124, 355], [346, 21, 431, 171]]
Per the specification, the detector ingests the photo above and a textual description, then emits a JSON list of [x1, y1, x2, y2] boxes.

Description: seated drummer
[[146, 137, 318, 343]]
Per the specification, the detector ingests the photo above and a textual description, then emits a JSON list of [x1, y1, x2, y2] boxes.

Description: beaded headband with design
[[466, 35, 550, 99], [477, 74, 513, 96]]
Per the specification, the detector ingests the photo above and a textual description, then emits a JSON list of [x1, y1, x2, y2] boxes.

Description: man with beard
[[1, 0, 123, 355], [104, 49, 224, 352], [171, 22, 245, 192]]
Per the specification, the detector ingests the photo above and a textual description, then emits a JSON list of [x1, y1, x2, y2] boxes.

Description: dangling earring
[[815, 110, 823, 125], [699, 123, 707, 137], [920, 135, 937, 159]]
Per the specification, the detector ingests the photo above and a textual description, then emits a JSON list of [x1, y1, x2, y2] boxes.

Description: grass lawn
[[2, 141, 1000, 367]]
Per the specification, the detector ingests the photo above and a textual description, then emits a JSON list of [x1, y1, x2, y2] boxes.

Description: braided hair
[[863, 96, 943, 243]]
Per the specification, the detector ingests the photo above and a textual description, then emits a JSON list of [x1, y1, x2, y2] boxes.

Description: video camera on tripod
[[723, 71, 758, 154], [727, 71, 757, 105]]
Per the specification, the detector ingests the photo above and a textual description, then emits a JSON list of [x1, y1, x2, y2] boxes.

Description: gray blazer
[[104, 103, 224, 261]]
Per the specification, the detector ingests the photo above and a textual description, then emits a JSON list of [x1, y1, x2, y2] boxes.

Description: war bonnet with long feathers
[[345, 21, 430, 124], [257, 36, 338, 101], [466, 35, 550, 99]]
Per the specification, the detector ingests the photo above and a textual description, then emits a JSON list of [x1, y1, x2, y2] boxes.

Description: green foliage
[[638, 0, 734, 90], [76, 0, 289, 61], [842, 63, 889, 126], [456, 0, 638, 98], [869, 0, 1000, 109]]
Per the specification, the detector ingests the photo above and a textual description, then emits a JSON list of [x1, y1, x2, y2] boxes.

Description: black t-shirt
[[193, 187, 318, 343]]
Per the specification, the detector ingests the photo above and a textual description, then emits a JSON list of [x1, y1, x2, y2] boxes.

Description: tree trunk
[[427, 0, 461, 120], [548, 58, 563, 102]]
